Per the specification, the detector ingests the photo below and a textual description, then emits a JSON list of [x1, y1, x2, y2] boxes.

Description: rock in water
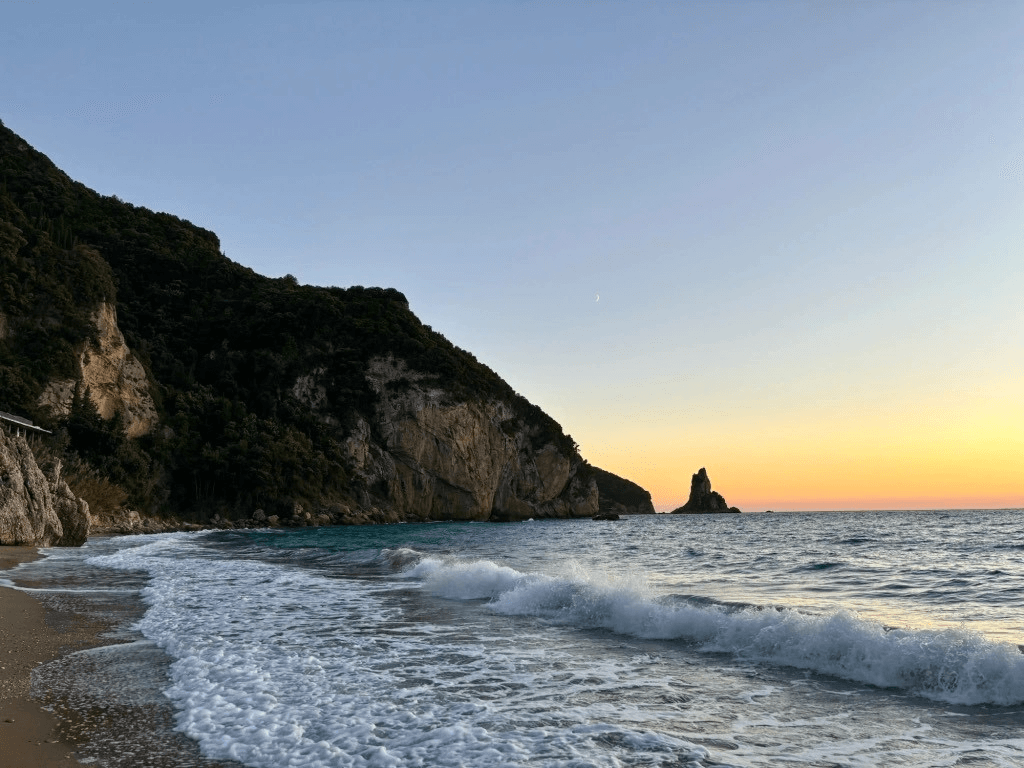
[[670, 467, 740, 514], [0, 432, 90, 546]]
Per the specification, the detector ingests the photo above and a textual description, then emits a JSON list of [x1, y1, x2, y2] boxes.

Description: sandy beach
[[0, 548, 99, 768]]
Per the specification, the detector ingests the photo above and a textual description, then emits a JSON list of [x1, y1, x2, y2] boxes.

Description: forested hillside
[[0, 120, 624, 523]]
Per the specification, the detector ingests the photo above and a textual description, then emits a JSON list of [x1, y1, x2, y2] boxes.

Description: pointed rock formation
[[670, 468, 740, 514]]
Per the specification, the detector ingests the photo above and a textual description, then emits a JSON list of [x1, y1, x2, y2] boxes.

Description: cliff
[[0, 430, 89, 546], [591, 466, 655, 516], [0, 119, 637, 527], [337, 357, 597, 522]]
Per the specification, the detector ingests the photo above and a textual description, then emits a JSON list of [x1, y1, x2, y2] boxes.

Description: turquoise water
[[10, 510, 1024, 767]]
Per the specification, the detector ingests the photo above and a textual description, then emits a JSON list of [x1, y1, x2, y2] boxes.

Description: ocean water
[[7, 509, 1024, 767]]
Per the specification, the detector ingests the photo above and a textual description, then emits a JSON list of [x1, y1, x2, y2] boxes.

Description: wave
[[406, 556, 1024, 707]]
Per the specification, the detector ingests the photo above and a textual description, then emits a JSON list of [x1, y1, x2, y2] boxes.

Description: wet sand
[[0, 548, 98, 768]]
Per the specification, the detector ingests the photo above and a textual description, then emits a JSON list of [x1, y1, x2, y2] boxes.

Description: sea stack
[[670, 468, 740, 514]]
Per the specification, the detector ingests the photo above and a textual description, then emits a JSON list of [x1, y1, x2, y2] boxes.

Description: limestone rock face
[[341, 357, 598, 522], [50, 466, 91, 546], [38, 302, 158, 438], [0, 432, 90, 546], [671, 467, 739, 514]]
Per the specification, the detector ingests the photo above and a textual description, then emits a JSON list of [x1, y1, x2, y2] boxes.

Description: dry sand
[[0, 548, 99, 768]]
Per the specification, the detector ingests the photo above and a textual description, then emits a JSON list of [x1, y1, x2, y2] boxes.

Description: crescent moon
[[595, 293, 600, 302]]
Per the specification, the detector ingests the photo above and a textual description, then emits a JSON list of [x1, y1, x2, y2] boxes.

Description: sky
[[2, 1, 1022, 512]]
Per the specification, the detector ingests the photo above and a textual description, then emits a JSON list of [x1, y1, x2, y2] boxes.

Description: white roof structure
[[0, 410, 52, 436]]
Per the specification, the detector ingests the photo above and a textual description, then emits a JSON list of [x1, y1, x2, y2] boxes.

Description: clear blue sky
[[3, 1, 1022, 510]]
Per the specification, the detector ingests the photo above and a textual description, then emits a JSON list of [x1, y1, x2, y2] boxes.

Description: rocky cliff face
[[38, 302, 158, 438], [0, 431, 90, 546], [338, 357, 598, 523]]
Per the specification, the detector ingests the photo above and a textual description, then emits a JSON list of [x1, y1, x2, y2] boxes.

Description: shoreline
[[0, 548, 100, 768]]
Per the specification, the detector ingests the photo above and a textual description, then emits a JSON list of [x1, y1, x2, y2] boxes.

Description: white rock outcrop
[[0, 431, 90, 546], [338, 357, 598, 522], [38, 302, 158, 437]]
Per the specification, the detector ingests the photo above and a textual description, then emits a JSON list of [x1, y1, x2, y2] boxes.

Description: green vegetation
[[0, 119, 579, 520]]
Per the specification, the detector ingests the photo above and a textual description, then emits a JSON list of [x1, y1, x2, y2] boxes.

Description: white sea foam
[[89, 539, 710, 768], [410, 556, 1024, 706], [403, 557, 530, 599]]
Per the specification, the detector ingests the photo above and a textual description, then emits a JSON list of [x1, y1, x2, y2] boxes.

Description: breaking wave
[[407, 555, 1024, 706]]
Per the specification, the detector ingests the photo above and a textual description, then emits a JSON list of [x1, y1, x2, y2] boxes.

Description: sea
[[5, 509, 1024, 768]]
